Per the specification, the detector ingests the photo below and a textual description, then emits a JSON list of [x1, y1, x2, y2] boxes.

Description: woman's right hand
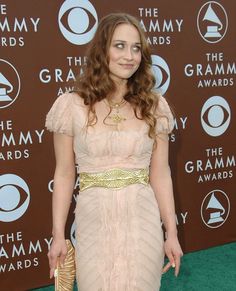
[[47, 238, 68, 279]]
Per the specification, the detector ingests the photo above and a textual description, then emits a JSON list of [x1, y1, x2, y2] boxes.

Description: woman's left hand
[[162, 235, 183, 277]]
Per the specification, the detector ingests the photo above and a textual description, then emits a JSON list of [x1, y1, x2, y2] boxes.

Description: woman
[[46, 13, 183, 291]]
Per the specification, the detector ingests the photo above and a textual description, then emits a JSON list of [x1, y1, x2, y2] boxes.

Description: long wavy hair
[[73, 13, 164, 141]]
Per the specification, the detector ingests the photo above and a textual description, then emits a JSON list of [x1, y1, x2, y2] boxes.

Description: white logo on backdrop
[[201, 189, 230, 228], [0, 174, 30, 222], [70, 220, 76, 247], [58, 0, 98, 45], [201, 96, 231, 137], [151, 55, 170, 95], [0, 59, 21, 109], [197, 1, 228, 43]]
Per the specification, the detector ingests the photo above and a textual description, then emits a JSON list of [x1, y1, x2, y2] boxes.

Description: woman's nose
[[124, 48, 133, 60]]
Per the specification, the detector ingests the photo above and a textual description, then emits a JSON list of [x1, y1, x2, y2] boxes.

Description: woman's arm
[[52, 133, 75, 238], [48, 133, 75, 278], [149, 133, 183, 276]]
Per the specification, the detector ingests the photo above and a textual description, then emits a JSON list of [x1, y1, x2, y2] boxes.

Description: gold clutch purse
[[54, 239, 76, 291]]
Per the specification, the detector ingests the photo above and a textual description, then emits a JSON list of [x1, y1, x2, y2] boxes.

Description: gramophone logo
[[151, 55, 170, 96], [58, 0, 98, 45], [201, 96, 231, 137], [197, 1, 228, 43], [201, 190, 230, 228], [0, 59, 21, 109]]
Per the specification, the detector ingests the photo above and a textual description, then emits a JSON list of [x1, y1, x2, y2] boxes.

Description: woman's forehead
[[111, 23, 140, 42]]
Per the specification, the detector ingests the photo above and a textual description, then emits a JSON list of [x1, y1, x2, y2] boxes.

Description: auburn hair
[[73, 12, 164, 141]]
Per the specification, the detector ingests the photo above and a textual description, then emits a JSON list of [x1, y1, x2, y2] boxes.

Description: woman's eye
[[115, 43, 124, 49], [133, 46, 141, 52]]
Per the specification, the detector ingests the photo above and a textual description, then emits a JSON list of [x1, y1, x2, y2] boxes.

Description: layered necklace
[[104, 98, 127, 127]]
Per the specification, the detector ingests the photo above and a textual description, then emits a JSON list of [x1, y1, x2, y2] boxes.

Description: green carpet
[[32, 242, 236, 291]]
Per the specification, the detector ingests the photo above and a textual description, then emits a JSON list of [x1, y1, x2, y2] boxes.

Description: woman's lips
[[120, 64, 134, 69]]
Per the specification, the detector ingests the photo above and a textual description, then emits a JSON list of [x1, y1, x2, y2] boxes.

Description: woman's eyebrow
[[112, 40, 141, 45]]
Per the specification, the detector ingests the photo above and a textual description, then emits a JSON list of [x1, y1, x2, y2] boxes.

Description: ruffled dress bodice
[[45, 92, 173, 173]]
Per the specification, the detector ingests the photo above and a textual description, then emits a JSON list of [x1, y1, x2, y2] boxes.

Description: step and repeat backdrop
[[0, 0, 235, 290]]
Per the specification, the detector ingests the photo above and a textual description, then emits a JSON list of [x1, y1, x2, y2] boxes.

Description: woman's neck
[[108, 84, 127, 103], [107, 74, 129, 102]]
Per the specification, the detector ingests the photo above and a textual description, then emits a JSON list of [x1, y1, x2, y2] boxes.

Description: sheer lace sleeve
[[45, 93, 74, 136], [155, 95, 174, 135]]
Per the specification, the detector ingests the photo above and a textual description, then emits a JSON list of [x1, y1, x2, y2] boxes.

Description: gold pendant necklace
[[105, 98, 127, 125]]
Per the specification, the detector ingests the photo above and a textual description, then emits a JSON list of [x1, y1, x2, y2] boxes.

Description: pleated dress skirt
[[75, 183, 164, 291]]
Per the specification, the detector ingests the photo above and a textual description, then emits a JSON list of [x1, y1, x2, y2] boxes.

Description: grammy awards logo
[[197, 1, 228, 43], [201, 189, 230, 228], [0, 59, 21, 109], [58, 0, 98, 45], [151, 55, 170, 96]]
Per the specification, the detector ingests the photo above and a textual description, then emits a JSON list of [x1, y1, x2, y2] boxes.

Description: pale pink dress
[[45, 92, 174, 291]]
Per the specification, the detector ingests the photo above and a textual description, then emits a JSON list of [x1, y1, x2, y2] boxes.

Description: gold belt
[[79, 168, 149, 191]]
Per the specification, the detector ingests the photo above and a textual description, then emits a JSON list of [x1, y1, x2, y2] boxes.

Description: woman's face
[[108, 23, 142, 83]]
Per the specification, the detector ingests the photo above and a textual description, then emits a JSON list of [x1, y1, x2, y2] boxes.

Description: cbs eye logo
[[201, 96, 231, 137], [151, 55, 170, 96], [0, 174, 30, 222], [58, 0, 98, 45]]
